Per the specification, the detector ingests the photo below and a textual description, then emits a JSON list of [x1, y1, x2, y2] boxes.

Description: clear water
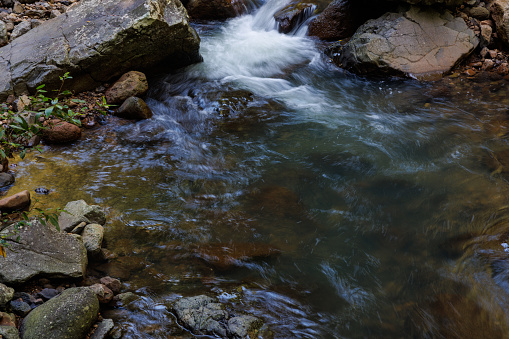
[[9, 1, 509, 338]]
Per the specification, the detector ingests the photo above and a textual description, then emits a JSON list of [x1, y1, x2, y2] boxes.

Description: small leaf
[[0, 246, 5, 258]]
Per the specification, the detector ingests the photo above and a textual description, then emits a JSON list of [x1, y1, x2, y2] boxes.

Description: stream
[[10, 0, 509, 337]]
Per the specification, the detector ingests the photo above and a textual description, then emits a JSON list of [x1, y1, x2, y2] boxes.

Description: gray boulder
[[0, 21, 7, 47], [82, 223, 104, 256], [228, 315, 263, 338], [58, 200, 106, 233], [491, 0, 509, 46], [0, 219, 87, 285], [0, 326, 20, 339], [340, 6, 478, 80], [21, 287, 99, 339], [10, 21, 31, 41], [90, 319, 114, 339], [0, 283, 14, 307], [173, 295, 229, 337], [0, 0, 201, 101]]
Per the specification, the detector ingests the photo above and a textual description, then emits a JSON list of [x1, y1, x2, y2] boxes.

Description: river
[[11, 0, 509, 337]]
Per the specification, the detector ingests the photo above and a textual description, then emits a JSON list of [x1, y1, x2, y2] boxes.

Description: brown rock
[[99, 276, 121, 294], [0, 312, 16, 327], [186, 0, 243, 20], [89, 283, 113, 303], [465, 68, 476, 76], [115, 96, 152, 120], [308, 0, 358, 40], [498, 62, 509, 75], [482, 59, 495, 71], [42, 120, 81, 143], [0, 190, 30, 212], [480, 23, 492, 47], [490, 0, 509, 46], [105, 71, 148, 105], [274, 2, 314, 34]]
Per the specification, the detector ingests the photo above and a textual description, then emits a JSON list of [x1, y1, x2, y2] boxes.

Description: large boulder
[[308, 0, 358, 40], [490, 0, 509, 46], [339, 7, 478, 80], [0, 0, 201, 101], [185, 0, 256, 20], [20, 287, 99, 339], [0, 219, 87, 285]]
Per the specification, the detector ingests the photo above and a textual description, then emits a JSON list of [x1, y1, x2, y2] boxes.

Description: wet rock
[[89, 284, 113, 304], [193, 243, 281, 271], [58, 200, 106, 233], [10, 20, 31, 40], [0, 21, 7, 46], [340, 6, 478, 80], [70, 221, 87, 234], [9, 299, 30, 316], [99, 276, 121, 294], [0, 190, 30, 212], [173, 295, 228, 337], [228, 315, 263, 338], [466, 6, 490, 20], [0, 326, 20, 339], [0, 219, 87, 285], [115, 96, 153, 120], [0, 312, 16, 327], [0, 0, 201, 101], [82, 224, 104, 256], [0, 172, 14, 189], [34, 187, 49, 195], [114, 292, 139, 306], [21, 287, 99, 339], [185, 0, 245, 20], [274, 1, 316, 34], [90, 319, 114, 339], [0, 284, 14, 307], [105, 71, 148, 105], [308, 0, 358, 40], [36, 288, 59, 301], [42, 120, 81, 144], [491, 0, 509, 46]]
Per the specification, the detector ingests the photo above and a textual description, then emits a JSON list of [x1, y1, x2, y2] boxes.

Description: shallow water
[[9, 1, 509, 338]]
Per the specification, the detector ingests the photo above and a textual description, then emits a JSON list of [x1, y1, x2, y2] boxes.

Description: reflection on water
[[8, 0, 509, 338]]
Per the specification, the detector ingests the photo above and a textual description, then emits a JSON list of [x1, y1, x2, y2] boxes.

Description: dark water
[[9, 0, 509, 338]]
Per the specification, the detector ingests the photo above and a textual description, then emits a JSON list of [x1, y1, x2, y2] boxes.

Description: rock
[[89, 284, 113, 304], [0, 0, 201, 101], [228, 315, 263, 338], [8, 300, 30, 316], [308, 0, 358, 40], [82, 224, 104, 256], [0, 21, 7, 46], [70, 221, 87, 234], [0, 284, 14, 307], [467, 6, 490, 20], [36, 288, 59, 301], [58, 200, 106, 233], [90, 319, 114, 339], [389, 0, 465, 5], [0, 173, 14, 189], [173, 295, 228, 337], [274, 1, 316, 34], [186, 0, 244, 20], [0, 312, 16, 327], [12, 1, 22, 14], [340, 7, 478, 80], [193, 243, 281, 271], [99, 276, 121, 294], [10, 20, 31, 40], [0, 219, 87, 285], [104, 71, 148, 105], [0, 326, 20, 339], [491, 0, 509, 46], [114, 292, 139, 306], [42, 120, 81, 144], [115, 97, 153, 120], [480, 23, 493, 47], [0, 190, 30, 212], [20, 287, 99, 339]]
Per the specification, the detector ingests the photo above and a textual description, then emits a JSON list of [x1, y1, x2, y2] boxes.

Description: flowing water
[[9, 1, 509, 338]]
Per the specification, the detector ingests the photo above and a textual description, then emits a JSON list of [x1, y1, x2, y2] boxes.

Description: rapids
[[10, 0, 509, 337]]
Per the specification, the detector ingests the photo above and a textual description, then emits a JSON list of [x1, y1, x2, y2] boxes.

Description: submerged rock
[[340, 6, 478, 80], [116, 96, 153, 120], [21, 287, 99, 339], [274, 1, 316, 34], [0, 0, 201, 100], [0, 219, 87, 285]]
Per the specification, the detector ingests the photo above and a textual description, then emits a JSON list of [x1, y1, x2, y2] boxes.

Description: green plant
[[96, 96, 115, 116]]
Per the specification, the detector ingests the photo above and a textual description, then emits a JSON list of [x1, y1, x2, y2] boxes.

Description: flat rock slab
[[0, 219, 87, 285], [340, 6, 478, 80], [0, 0, 201, 100]]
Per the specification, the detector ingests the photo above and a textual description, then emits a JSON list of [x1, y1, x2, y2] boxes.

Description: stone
[[0, 190, 30, 212], [8, 300, 30, 316], [10, 20, 31, 40], [82, 224, 104, 256], [114, 292, 139, 306], [58, 200, 106, 233], [480, 23, 493, 47], [104, 71, 148, 105], [90, 319, 114, 339], [36, 288, 59, 301], [186, 0, 243, 20], [99, 276, 121, 294], [20, 287, 99, 339], [0, 0, 201, 101], [227, 315, 263, 338], [467, 6, 490, 20], [42, 120, 81, 144], [12, 1, 22, 14], [491, 0, 509, 46], [0, 21, 7, 46], [0, 173, 14, 189], [0, 326, 20, 339], [274, 1, 315, 34], [308, 0, 358, 40], [115, 97, 153, 120], [173, 295, 228, 337], [0, 312, 16, 327], [0, 219, 87, 285], [89, 284, 113, 304], [70, 221, 87, 234], [0, 284, 14, 307], [340, 7, 478, 80], [388, 0, 465, 5]]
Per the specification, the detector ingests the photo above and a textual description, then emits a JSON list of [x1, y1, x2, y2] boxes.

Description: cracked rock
[[339, 6, 478, 80]]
